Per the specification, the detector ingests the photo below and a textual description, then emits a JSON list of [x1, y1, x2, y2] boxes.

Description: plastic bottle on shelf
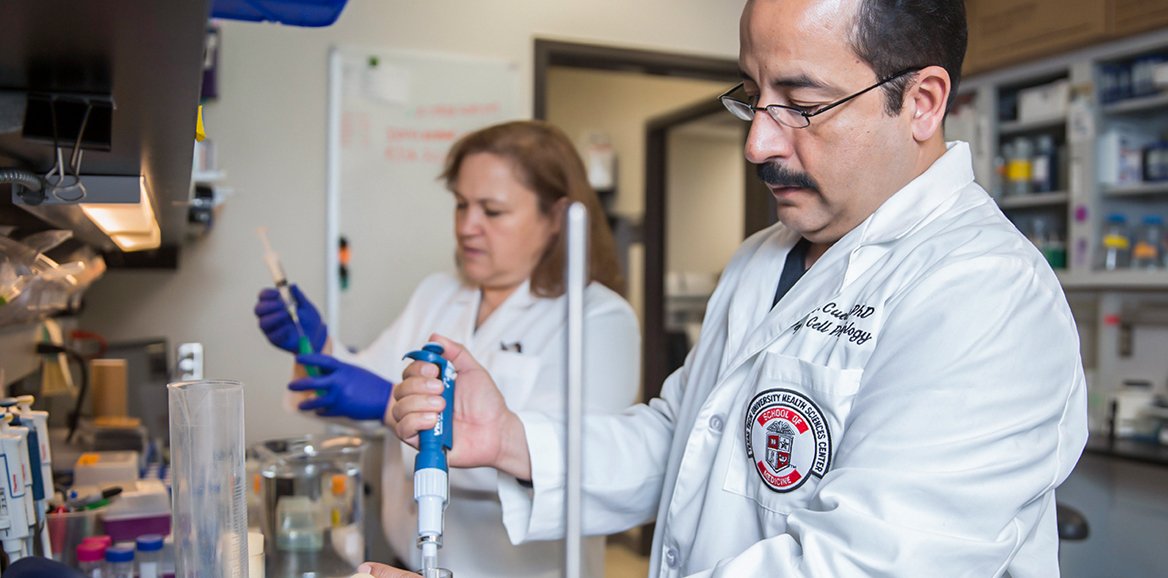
[[1007, 137, 1033, 196], [1031, 135, 1056, 193], [105, 545, 134, 578], [1100, 213, 1132, 270], [1146, 142, 1168, 182], [996, 142, 1014, 199], [992, 150, 1006, 200], [1046, 229, 1067, 269], [1132, 215, 1164, 269], [1028, 217, 1048, 251], [136, 534, 164, 578], [76, 542, 106, 578]]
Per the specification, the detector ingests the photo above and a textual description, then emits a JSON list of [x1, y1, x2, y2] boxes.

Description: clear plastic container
[[995, 142, 1013, 199], [275, 496, 324, 551], [1132, 215, 1164, 269], [1031, 135, 1056, 192], [168, 381, 248, 578], [76, 541, 106, 578], [137, 534, 164, 578], [1100, 213, 1132, 270], [105, 544, 134, 578], [1007, 137, 1033, 196]]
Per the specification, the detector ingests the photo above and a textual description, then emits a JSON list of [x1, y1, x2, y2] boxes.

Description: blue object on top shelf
[[212, 0, 349, 27]]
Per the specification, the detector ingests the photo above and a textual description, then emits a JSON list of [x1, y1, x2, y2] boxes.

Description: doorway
[[535, 39, 770, 559], [535, 39, 748, 400]]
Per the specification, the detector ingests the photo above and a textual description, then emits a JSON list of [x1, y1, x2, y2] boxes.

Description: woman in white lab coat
[[254, 120, 640, 578]]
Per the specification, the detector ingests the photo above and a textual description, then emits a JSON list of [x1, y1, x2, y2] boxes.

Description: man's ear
[[906, 65, 951, 143]]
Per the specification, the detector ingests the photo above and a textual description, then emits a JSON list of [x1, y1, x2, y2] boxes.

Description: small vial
[[105, 545, 135, 578], [83, 535, 113, 549], [136, 534, 164, 578], [76, 542, 106, 578]]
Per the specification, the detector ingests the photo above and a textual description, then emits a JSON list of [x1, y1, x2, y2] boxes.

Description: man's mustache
[[757, 162, 820, 192]]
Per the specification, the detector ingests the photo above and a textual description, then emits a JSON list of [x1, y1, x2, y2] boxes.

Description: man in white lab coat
[[374, 0, 1089, 576]]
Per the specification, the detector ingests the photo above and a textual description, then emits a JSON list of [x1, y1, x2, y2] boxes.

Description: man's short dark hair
[[849, 0, 967, 116]]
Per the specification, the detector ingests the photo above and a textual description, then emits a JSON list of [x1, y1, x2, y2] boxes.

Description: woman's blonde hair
[[440, 120, 623, 297]]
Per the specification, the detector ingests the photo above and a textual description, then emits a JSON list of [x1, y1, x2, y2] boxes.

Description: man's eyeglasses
[[719, 68, 922, 129]]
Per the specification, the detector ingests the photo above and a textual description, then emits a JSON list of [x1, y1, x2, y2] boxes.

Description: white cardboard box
[[1018, 79, 1070, 124]]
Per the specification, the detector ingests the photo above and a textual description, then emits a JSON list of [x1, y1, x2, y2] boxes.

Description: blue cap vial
[[105, 545, 135, 562], [136, 534, 164, 552]]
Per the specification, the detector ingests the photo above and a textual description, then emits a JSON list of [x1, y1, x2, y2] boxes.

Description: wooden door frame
[[533, 39, 740, 120], [532, 38, 742, 401]]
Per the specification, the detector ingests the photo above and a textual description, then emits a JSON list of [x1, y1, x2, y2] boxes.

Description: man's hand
[[388, 334, 532, 480], [357, 562, 417, 578]]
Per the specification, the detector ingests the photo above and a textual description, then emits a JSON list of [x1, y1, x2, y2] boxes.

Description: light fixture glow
[[79, 176, 162, 252]]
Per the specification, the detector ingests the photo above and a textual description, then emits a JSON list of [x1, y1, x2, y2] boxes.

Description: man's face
[[739, 0, 918, 243]]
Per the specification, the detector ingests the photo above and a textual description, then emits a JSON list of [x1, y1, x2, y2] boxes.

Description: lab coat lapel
[[724, 230, 853, 375], [724, 227, 798, 364], [720, 142, 976, 377], [452, 283, 480, 346], [469, 278, 538, 345]]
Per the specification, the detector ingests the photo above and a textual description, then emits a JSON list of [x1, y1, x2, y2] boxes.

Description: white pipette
[[0, 414, 31, 563], [14, 397, 53, 557]]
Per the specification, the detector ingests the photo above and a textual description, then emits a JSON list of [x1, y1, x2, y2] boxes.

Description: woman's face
[[453, 152, 560, 291]]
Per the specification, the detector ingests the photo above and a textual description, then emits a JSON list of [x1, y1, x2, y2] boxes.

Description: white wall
[[546, 67, 730, 220], [545, 67, 731, 322], [79, 0, 743, 444], [666, 119, 745, 276]]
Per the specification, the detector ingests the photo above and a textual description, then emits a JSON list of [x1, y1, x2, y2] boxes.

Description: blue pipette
[[403, 342, 455, 577]]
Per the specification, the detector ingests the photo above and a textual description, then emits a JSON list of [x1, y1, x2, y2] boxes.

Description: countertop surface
[[1083, 433, 1168, 467]]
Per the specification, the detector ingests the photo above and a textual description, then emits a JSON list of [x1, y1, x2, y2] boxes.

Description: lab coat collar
[[723, 228, 848, 372], [452, 277, 538, 309], [454, 277, 540, 343], [854, 141, 974, 247], [722, 141, 974, 376]]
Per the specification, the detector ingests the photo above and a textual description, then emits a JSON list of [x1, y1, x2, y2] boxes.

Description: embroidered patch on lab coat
[[745, 388, 832, 493]]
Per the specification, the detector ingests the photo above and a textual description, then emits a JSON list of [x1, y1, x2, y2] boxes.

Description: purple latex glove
[[291, 354, 393, 421], [254, 284, 327, 354]]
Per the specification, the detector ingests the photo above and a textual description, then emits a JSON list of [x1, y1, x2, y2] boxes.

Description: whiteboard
[[327, 46, 520, 349]]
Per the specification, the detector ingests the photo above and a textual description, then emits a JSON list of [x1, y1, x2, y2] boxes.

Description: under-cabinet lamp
[[79, 176, 161, 252]]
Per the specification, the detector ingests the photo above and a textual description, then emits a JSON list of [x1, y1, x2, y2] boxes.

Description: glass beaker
[[168, 380, 248, 578], [254, 435, 367, 577]]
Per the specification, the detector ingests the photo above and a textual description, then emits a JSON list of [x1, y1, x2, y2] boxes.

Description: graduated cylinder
[[168, 380, 249, 578]]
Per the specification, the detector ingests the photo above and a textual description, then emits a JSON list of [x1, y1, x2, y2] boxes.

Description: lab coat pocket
[[488, 350, 543, 410], [723, 352, 862, 516]]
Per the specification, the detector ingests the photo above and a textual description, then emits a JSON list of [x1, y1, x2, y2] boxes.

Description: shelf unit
[[999, 116, 1068, 136], [1102, 92, 1168, 115], [998, 191, 1070, 208], [1058, 269, 1168, 290], [957, 27, 1168, 291], [1101, 182, 1168, 197]]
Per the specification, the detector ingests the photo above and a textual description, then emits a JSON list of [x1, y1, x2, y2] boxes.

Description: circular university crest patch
[[744, 388, 832, 493]]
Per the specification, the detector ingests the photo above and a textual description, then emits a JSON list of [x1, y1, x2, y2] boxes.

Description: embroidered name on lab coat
[[792, 302, 876, 345]]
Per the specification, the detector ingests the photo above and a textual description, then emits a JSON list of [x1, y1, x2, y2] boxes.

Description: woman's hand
[[357, 562, 417, 577], [290, 354, 394, 421], [254, 284, 328, 353], [387, 334, 532, 480]]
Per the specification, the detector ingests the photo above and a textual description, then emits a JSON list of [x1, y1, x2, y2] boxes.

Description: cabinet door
[[969, 0, 1108, 70], [1109, 0, 1168, 37], [964, 0, 984, 75]]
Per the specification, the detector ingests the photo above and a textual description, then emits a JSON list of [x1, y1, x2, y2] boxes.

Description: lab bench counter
[[1083, 433, 1168, 467]]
